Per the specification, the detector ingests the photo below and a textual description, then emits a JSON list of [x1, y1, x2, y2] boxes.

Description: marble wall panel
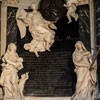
[[78, 5, 91, 50], [7, 7, 18, 46], [96, 0, 100, 92]]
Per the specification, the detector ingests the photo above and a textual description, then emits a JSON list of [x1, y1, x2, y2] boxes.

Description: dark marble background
[[7, 7, 18, 46], [96, 0, 100, 92], [18, 46, 74, 96], [78, 5, 90, 50], [39, 0, 66, 21]]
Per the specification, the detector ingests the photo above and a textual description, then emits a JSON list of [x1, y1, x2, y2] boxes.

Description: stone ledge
[[0, 97, 71, 100], [25, 97, 71, 100]]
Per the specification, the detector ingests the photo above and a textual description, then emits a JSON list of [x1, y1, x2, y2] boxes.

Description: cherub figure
[[16, 3, 57, 57], [64, 0, 79, 23], [64, 0, 89, 23]]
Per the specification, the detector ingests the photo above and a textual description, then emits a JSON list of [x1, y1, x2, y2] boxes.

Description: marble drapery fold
[[16, 4, 57, 57]]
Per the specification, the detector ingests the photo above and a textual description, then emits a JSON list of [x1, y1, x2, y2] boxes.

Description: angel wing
[[16, 8, 27, 38]]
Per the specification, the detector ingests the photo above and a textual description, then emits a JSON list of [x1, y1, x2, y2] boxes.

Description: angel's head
[[30, 3, 37, 11], [7, 43, 17, 52]]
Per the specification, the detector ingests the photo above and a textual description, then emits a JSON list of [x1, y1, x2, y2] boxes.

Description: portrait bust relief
[[39, 0, 66, 21]]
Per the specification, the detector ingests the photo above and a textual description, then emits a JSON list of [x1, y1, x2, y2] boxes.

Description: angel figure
[[64, 0, 89, 23], [72, 41, 96, 100], [16, 3, 57, 57], [0, 43, 23, 99]]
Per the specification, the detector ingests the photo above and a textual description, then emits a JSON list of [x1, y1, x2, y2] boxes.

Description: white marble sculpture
[[16, 3, 57, 57], [64, 0, 89, 23], [18, 72, 29, 100], [72, 41, 96, 100], [0, 43, 29, 100]]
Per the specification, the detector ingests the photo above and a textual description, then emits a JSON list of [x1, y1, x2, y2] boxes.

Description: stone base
[[0, 96, 71, 100], [25, 97, 71, 100]]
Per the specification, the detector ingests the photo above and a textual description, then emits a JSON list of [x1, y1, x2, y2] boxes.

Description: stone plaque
[[17, 40, 76, 96]]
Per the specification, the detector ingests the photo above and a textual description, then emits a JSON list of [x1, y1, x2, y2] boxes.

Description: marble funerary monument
[[0, 0, 100, 100]]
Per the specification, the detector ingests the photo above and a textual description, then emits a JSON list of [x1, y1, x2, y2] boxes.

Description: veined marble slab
[[25, 97, 71, 100]]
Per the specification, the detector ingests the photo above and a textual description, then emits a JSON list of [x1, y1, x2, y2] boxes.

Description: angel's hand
[[26, 72, 29, 75], [17, 57, 23, 62], [64, 4, 67, 7], [49, 23, 57, 30], [26, 72, 29, 79]]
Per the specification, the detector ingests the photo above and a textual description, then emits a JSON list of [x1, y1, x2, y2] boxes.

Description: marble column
[[0, 3, 7, 56]]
